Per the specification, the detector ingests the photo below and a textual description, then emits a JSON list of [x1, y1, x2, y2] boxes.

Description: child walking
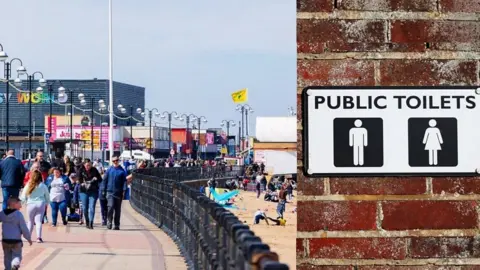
[[20, 170, 50, 243], [72, 174, 84, 225], [0, 197, 33, 270]]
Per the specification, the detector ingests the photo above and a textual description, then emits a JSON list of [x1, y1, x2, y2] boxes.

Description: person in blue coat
[[0, 150, 25, 210], [101, 156, 127, 230]]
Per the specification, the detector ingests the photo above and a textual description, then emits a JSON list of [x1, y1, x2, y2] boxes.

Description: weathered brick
[[297, 19, 386, 53], [359, 266, 479, 270], [297, 0, 334, 12], [440, 0, 480, 12], [297, 117, 303, 160], [297, 239, 305, 258], [338, 0, 436, 11], [432, 177, 480, 195], [298, 265, 355, 270], [298, 201, 376, 231], [382, 201, 478, 230], [391, 21, 480, 43], [379, 60, 477, 86], [330, 177, 427, 195], [298, 60, 375, 87], [297, 173, 324, 196], [309, 238, 407, 259], [410, 237, 479, 258]]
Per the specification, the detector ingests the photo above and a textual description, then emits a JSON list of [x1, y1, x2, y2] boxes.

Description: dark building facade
[[0, 79, 145, 158]]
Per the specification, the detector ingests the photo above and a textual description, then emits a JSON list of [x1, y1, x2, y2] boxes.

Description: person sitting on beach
[[253, 209, 269, 225]]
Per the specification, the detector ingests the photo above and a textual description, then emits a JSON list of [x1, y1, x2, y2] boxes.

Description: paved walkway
[[0, 200, 187, 270]]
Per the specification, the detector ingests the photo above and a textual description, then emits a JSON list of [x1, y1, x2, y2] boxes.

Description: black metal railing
[[131, 171, 289, 270], [137, 165, 244, 182]]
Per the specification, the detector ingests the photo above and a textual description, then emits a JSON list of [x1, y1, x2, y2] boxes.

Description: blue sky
[[1, 1, 296, 135]]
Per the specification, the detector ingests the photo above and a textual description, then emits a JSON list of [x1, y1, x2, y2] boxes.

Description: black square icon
[[333, 118, 384, 167], [408, 118, 458, 167]]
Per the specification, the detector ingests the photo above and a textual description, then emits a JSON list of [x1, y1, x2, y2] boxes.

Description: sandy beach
[[209, 188, 297, 269]]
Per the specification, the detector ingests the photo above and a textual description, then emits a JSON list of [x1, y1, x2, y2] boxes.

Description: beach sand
[[220, 189, 297, 269]]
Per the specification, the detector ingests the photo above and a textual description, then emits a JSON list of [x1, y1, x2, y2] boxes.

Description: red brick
[[298, 60, 375, 87], [297, 239, 305, 258], [325, 43, 426, 53], [298, 265, 355, 270], [410, 237, 478, 258], [297, 125, 303, 161], [359, 266, 479, 270], [432, 177, 480, 195], [391, 21, 480, 43], [381, 201, 478, 230], [379, 59, 477, 86], [440, 0, 480, 12], [330, 177, 426, 195], [297, 19, 386, 53], [297, 0, 334, 12], [338, 0, 436, 11], [298, 201, 376, 231], [297, 173, 324, 195], [309, 238, 407, 259]]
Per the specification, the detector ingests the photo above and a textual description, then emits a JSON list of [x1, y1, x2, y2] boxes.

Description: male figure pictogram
[[349, 119, 368, 166]]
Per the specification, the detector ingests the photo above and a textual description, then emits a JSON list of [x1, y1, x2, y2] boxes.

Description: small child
[[0, 197, 33, 270], [72, 174, 84, 225], [253, 209, 269, 225]]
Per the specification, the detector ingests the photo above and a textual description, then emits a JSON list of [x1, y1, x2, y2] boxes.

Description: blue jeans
[[50, 200, 67, 226], [79, 192, 98, 224], [276, 200, 286, 218], [2, 188, 20, 210]]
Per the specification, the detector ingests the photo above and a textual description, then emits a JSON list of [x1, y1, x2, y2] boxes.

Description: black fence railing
[[137, 165, 244, 182], [131, 171, 289, 270]]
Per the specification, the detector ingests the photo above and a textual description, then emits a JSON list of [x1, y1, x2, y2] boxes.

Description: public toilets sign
[[302, 86, 480, 177]]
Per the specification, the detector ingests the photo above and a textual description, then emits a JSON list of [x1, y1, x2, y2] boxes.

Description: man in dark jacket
[[0, 150, 25, 210], [35, 151, 51, 180], [101, 156, 127, 230], [50, 152, 66, 173]]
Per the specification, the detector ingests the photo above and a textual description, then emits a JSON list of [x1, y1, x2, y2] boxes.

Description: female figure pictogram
[[422, 119, 443, 166]]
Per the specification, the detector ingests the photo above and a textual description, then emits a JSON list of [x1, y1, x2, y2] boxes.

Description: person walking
[[64, 156, 74, 177], [34, 151, 51, 180], [23, 162, 41, 187], [47, 168, 71, 227], [78, 160, 102, 229], [0, 150, 25, 210], [101, 156, 127, 230], [0, 197, 32, 270], [20, 170, 50, 243]]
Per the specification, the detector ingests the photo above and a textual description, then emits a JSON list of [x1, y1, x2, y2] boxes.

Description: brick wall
[[297, 0, 480, 269]]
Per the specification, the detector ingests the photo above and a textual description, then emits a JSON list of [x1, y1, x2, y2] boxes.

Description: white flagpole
[[108, 0, 114, 163]]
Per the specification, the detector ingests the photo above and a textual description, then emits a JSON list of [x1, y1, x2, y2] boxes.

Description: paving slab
[[0, 198, 187, 270]]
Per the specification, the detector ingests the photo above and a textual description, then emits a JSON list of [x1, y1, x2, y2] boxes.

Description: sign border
[[302, 85, 480, 177]]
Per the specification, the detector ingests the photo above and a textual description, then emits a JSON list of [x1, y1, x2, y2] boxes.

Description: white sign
[[303, 86, 480, 176]]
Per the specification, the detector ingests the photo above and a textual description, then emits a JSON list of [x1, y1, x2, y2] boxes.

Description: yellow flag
[[231, 88, 248, 103]]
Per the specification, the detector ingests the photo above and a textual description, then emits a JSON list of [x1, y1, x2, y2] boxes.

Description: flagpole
[[108, 0, 114, 163]]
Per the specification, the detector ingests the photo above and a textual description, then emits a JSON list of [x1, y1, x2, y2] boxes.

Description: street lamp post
[[220, 120, 236, 137], [38, 82, 54, 156], [98, 100, 107, 162], [221, 120, 235, 157], [138, 108, 159, 161], [179, 113, 197, 158], [195, 116, 207, 159], [0, 45, 27, 150], [25, 72, 47, 159], [236, 104, 254, 151], [160, 111, 178, 151], [79, 94, 95, 160], [117, 104, 133, 158], [58, 86, 76, 154], [288, 106, 296, 116]]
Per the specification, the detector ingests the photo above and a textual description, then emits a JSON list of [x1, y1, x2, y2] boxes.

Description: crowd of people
[[0, 150, 131, 270]]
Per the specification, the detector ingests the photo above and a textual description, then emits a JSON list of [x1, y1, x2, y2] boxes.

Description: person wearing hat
[[101, 156, 127, 230]]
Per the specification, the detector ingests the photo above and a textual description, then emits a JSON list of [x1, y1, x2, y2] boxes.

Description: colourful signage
[[17, 93, 53, 104]]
